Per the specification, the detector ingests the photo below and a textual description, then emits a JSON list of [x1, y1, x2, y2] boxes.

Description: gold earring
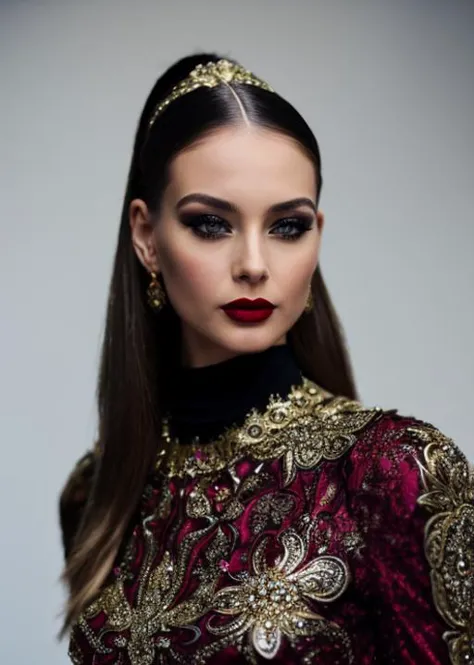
[[304, 290, 314, 313], [147, 271, 167, 311]]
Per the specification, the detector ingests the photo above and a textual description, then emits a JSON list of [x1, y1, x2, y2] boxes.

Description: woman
[[58, 53, 473, 664]]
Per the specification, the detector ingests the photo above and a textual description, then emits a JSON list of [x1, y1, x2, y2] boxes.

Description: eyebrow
[[176, 193, 317, 215]]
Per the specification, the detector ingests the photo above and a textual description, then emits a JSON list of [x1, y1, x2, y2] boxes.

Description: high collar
[[165, 344, 303, 446]]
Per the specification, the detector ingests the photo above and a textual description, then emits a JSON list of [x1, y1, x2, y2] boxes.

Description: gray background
[[1, 0, 473, 662]]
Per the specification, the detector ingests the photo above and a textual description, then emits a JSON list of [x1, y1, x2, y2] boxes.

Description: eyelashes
[[179, 213, 314, 241]]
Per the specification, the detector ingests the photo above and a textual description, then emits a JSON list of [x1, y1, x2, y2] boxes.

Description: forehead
[[166, 126, 316, 206]]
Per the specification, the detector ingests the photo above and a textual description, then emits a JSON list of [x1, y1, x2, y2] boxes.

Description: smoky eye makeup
[[178, 209, 315, 241], [178, 212, 231, 239], [270, 214, 314, 239]]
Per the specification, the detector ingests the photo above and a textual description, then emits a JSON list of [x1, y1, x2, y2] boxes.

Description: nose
[[232, 232, 269, 285]]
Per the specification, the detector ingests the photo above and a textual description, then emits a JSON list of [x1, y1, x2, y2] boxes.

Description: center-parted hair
[[59, 52, 357, 636]]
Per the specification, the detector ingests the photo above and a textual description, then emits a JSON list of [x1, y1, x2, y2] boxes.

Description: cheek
[[161, 245, 223, 302], [276, 244, 319, 300]]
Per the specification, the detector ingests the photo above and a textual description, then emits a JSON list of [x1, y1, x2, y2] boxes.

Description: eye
[[270, 216, 314, 241], [180, 214, 231, 240]]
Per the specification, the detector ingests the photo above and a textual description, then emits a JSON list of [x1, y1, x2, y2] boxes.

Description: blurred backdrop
[[1, 0, 473, 662]]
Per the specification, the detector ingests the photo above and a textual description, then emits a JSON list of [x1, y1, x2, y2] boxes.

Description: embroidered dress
[[60, 345, 474, 664]]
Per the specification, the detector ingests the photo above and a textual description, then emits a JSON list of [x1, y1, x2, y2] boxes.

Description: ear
[[316, 209, 325, 234], [129, 199, 160, 273]]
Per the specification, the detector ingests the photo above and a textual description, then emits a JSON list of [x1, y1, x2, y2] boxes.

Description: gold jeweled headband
[[147, 59, 274, 131]]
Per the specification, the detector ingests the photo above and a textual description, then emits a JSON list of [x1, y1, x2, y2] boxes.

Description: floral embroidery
[[412, 425, 474, 665], [250, 492, 297, 535], [67, 394, 474, 664], [186, 485, 213, 519], [81, 522, 232, 665], [70, 378, 381, 663], [208, 529, 351, 660], [160, 378, 381, 482]]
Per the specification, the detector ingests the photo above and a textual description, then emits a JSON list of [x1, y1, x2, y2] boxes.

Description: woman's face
[[130, 125, 324, 368]]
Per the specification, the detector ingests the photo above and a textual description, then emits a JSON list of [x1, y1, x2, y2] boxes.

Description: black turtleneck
[[165, 344, 303, 446]]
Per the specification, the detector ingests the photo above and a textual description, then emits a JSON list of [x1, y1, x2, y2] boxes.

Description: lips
[[221, 298, 275, 310], [221, 298, 276, 323]]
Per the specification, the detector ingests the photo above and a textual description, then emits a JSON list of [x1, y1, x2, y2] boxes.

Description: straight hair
[[59, 52, 358, 636]]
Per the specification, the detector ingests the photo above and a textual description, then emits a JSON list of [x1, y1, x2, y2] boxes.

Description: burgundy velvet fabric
[[66, 412, 460, 664]]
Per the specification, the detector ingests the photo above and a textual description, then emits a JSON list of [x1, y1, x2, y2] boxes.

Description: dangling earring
[[147, 271, 167, 311], [304, 290, 314, 313]]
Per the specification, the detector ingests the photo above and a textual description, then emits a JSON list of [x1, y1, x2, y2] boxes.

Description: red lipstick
[[221, 298, 276, 323]]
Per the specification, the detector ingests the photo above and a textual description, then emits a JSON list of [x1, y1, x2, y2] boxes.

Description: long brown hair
[[59, 52, 358, 637]]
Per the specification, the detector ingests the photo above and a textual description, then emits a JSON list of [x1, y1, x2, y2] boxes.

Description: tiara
[[148, 59, 274, 130]]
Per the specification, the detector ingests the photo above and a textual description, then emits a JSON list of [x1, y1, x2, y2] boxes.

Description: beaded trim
[[148, 59, 274, 130], [158, 377, 381, 481]]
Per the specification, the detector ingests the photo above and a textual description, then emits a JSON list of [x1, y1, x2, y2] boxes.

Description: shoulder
[[59, 449, 97, 559], [60, 449, 97, 507], [302, 379, 472, 510], [345, 403, 473, 524], [343, 404, 474, 661]]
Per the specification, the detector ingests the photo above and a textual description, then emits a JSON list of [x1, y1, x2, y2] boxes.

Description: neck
[[165, 344, 303, 445]]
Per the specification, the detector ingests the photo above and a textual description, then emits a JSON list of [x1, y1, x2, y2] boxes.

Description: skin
[[130, 125, 325, 368]]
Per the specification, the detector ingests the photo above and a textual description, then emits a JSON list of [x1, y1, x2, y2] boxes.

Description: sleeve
[[59, 450, 96, 559], [347, 414, 474, 665]]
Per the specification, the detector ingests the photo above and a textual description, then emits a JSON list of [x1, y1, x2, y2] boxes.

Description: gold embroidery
[[237, 471, 274, 502], [250, 492, 296, 535], [74, 379, 381, 663], [186, 484, 212, 519], [208, 528, 351, 660], [161, 378, 381, 482], [81, 523, 232, 665], [155, 485, 172, 519], [67, 635, 84, 664], [214, 486, 231, 503], [320, 482, 338, 506], [412, 425, 474, 665]]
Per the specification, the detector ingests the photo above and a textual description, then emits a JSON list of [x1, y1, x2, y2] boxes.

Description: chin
[[214, 327, 287, 355]]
